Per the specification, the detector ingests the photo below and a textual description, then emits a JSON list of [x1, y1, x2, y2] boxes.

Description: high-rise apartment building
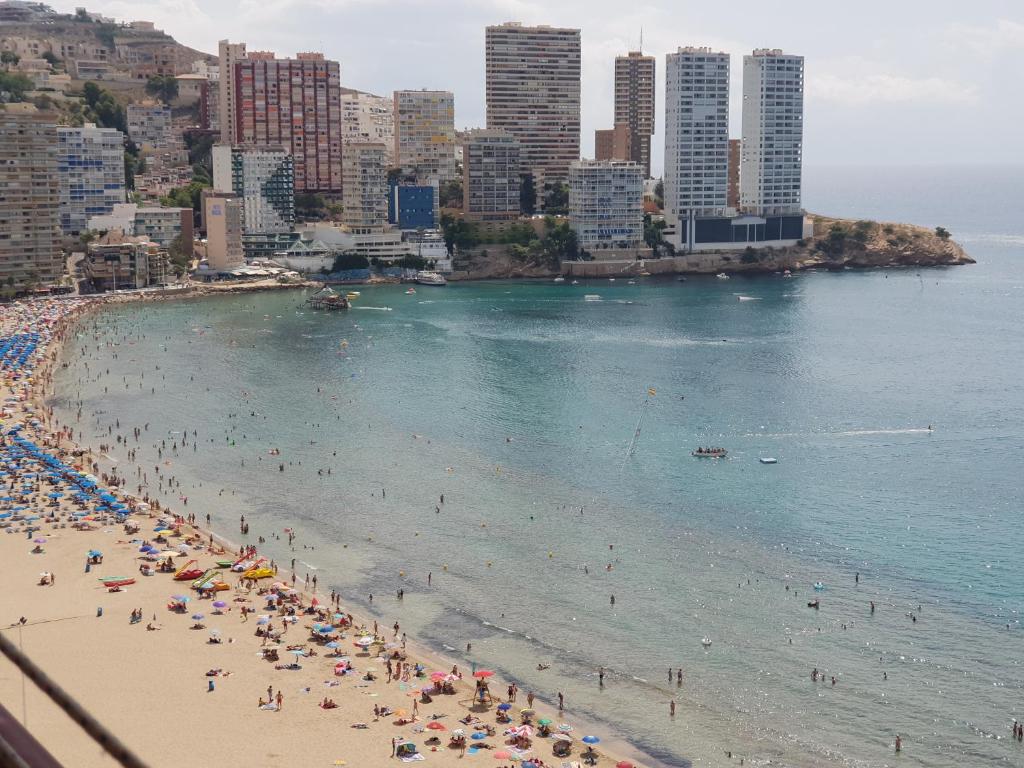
[[461, 129, 521, 222], [614, 51, 656, 177], [219, 42, 343, 193], [341, 142, 388, 232], [212, 144, 295, 259], [485, 22, 580, 190], [56, 122, 126, 235], [212, 144, 294, 234], [203, 191, 244, 271], [664, 47, 730, 227], [217, 39, 246, 144], [340, 88, 395, 165], [0, 106, 62, 287], [740, 49, 804, 215], [594, 124, 632, 163], [126, 103, 173, 149], [568, 159, 643, 250], [727, 138, 741, 209], [394, 90, 456, 184]]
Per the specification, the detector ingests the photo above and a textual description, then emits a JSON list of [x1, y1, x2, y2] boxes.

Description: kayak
[[102, 578, 136, 588]]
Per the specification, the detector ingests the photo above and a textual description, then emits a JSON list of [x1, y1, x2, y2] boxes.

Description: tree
[[41, 51, 60, 68], [295, 193, 326, 221], [160, 180, 209, 213], [1, 51, 20, 69], [83, 81, 102, 108], [145, 75, 179, 104], [519, 173, 536, 215], [935, 226, 951, 241], [643, 214, 666, 256], [397, 254, 427, 270], [543, 182, 569, 215], [331, 252, 369, 272], [0, 71, 33, 102], [167, 234, 191, 276], [438, 179, 463, 208]]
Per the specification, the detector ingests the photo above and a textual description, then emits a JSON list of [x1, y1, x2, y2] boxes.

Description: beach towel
[[399, 754, 425, 762]]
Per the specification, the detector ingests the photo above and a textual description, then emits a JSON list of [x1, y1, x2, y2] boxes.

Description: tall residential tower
[[394, 89, 456, 184], [663, 47, 730, 232], [485, 22, 581, 190], [614, 51, 656, 177], [740, 49, 805, 215]]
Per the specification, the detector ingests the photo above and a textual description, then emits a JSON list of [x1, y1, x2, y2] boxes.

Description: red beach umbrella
[[473, 669, 495, 679]]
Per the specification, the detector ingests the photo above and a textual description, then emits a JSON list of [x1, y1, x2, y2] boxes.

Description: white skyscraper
[[664, 47, 730, 237], [740, 49, 804, 216], [56, 123, 126, 235]]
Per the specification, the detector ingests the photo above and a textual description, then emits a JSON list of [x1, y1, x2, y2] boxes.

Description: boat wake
[[356, 306, 393, 312]]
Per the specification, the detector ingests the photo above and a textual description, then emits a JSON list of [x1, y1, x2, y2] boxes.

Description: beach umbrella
[[171, 595, 190, 603], [212, 600, 227, 609], [453, 729, 465, 737], [538, 718, 552, 726], [209, 629, 222, 636], [430, 672, 446, 682], [497, 703, 512, 711], [425, 722, 447, 731], [191, 613, 205, 621], [523, 763, 538, 768], [325, 641, 339, 649], [255, 617, 270, 626], [288, 649, 305, 657], [471, 732, 487, 741], [354, 636, 373, 646], [33, 537, 45, 543], [473, 669, 495, 679], [552, 734, 573, 743], [581, 736, 600, 745], [519, 709, 535, 716], [88, 550, 102, 557]]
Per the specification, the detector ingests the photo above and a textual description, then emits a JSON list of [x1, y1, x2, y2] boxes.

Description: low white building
[[568, 160, 643, 251]]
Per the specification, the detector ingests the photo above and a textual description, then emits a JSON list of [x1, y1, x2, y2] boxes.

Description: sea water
[[51, 166, 1024, 767]]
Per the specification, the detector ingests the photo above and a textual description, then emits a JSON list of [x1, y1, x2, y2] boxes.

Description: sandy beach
[[0, 296, 648, 768]]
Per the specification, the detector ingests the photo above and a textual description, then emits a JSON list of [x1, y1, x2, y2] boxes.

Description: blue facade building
[[388, 183, 437, 230]]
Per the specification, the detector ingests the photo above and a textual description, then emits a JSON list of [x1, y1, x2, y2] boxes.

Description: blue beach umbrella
[[191, 613, 205, 621], [88, 550, 102, 557], [325, 641, 339, 649], [497, 703, 511, 711], [581, 736, 600, 745], [471, 732, 487, 740]]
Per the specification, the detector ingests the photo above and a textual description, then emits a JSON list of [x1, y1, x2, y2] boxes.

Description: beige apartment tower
[[614, 51, 655, 177], [217, 40, 246, 145], [342, 142, 388, 232], [485, 22, 581, 191], [394, 90, 456, 184], [462, 129, 521, 221], [0, 106, 62, 287]]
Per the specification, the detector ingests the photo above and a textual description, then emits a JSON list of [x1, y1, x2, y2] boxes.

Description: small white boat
[[584, 294, 601, 302], [571, 280, 579, 285], [609, 277, 616, 282], [415, 271, 447, 286], [701, 637, 712, 648], [759, 457, 777, 464], [553, 277, 565, 283], [738, 296, 760, 301], [716, 273, 730, 280]]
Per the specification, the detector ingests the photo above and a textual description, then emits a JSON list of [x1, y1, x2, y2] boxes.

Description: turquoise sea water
[[51, 167, 1024, 767]]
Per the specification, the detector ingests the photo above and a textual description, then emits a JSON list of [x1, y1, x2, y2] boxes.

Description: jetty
[[305, 286, 350, 311]]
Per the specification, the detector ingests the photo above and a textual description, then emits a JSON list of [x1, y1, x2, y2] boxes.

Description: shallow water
[[51, 167, 1024, 767]]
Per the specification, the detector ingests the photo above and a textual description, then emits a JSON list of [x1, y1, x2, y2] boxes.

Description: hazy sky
[[53, 0, 1023, 174]]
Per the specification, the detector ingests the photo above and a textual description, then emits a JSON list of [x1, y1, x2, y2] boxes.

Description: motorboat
[[415, 271, 447, 286], [584, 294, 601, 302], [759, 457, 778, 464], [808, 600, 820, 609], [553, 277, 565, 283], [692, 448, 727, 458], [701, 637, 712, 648], [571, 280, 579, 285], [716, 273, 730, 280], [814, 582, 825, 591]]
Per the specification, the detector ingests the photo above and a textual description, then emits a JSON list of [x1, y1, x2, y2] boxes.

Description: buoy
[[548, 552, 554, 558], [442, 564, 448, 571], [487, 561, 492, 567], [399, 571, 405, 577]]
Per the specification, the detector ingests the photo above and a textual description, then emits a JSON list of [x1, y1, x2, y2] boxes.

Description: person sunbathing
[[320, 697, 337, 709]]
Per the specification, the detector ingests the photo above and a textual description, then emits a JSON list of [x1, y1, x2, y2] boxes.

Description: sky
[[51, 0, 1024, 175]]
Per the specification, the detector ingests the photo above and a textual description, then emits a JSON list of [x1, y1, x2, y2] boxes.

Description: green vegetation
[[41, 51, 61, 69], [295, 193, 327, 221], [144, 75, 179, 104], [507, 218, 578, 267], [935, 226, 950, 241], [519, 173, 536, 215], [643, 214, 668, 256], [543, 182, 569, 215], [1, 51, 20, 68], [160, 181, 208, 213], [82, 81, 128, 133], [0, 71, 33, 102], [396, 254, 428, 271], [331, 252, 369, 272], [167, 234, 190, 276], [438, 179, 462, 208]]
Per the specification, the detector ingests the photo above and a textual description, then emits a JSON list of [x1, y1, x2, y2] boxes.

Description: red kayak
[[102, 578, 136, 588], [173, 569, 204, 581]]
